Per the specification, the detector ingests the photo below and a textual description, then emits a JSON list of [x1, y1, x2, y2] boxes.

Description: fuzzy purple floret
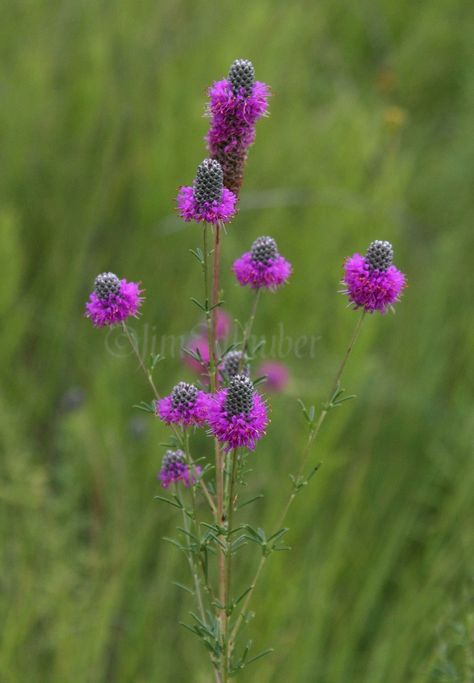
[[233, 252, 292, 290], [207, 389, 268, 452], [177, 185, 237, 224], [85, 280, 142, 327], [156, 390, 209, 427], [158, 454, 202, 489], [206, 79, 270, 153], [343, 253, 406, 313]]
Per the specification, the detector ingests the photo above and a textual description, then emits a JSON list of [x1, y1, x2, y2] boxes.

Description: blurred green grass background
[[1, 0, 474, 681]]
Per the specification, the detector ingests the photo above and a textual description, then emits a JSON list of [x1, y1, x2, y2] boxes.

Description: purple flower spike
[[233, 236, 292, 290], [157, 382, 209, 427], [177, 159, 237, 224], [207, 375, 268, 451], [206, 59, 270, 195], [85, 272, 143, 327], [207, 79, 270, 148], [158, 449, 201, 489], [342, 240, 406, 314]]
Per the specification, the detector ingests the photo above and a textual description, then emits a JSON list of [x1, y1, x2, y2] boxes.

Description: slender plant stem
[[229, 310, 366, 648], [122, 322, 161, 400], [175, 484, 206, 622], [223, 448, 239, 672], [123, 320, 216, 515], [177, 484, 221, 683], [211, 221, 227, 682], [211, 221, 222, 373], [183, 430, 216, 603], [203, 221, 227, 679], [239, 289, 261, 372], [203, 224, 216, 387]]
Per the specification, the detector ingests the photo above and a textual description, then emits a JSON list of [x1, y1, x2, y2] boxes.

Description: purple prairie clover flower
[[206, 59, 270, 195], [177, 159, 237, 224], [233, 236, 292, 290], [258, 361, 290, 393], [85, 272, 143, 327], [158, 449, 201, 489], [207, 375, 268, 451], [157, 382, 209, 427], [343, 240, 406, 314]]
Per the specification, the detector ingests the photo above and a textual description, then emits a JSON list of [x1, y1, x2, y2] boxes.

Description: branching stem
[[229, 310, 366, 648]]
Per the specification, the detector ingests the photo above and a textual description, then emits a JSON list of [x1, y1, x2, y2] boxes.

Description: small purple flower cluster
[[85, 272, 142, 327], [155, 375, 268, 458], [158, 449, 201, 489], [207, 375, 268, 452], [233, 236, 292, 290], [343, 240, 406, 313], [206, 59, 270, 195], [157, 382, 209, 427], [177, 158, 237, 225]]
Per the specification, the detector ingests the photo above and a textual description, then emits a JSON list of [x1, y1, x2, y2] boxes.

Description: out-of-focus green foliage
[[1, 1, 473, 681]]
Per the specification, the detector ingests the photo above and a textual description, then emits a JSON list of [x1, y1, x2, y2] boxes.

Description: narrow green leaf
[[153, 495, 182, 509], [190, 297, 207, 311], [237, 494, 264, 510]]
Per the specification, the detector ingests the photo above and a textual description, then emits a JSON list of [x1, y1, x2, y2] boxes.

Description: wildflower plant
[[85, 59, 406, 681]]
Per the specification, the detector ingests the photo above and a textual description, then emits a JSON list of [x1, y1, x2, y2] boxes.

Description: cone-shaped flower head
[[94, 272, 121, 299], [158, 449, 200, 489], [195, 158, 224, 205], [85, 272, 142, 327], [207, 374, 268, 451], [221, 350, 249, 381], [233, 236, 292, 290], [343, 240, 406, 313], [177, 158, 237, 224], [206, 59, 270, 195], [251, 235, 278, 264], [225, 375, 254, 416], [228, 59, 255, 96], [156, 381, 209, 426], [365, 240, 394, 271]]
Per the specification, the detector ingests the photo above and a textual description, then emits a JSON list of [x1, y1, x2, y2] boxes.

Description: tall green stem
[[239, 289, 261, 372], [229, 310, 366, 649], [122, 322, 161, 400], [203, 221, 227, 680], [175, 484, 206, 623], [223, 449, 238, 672]]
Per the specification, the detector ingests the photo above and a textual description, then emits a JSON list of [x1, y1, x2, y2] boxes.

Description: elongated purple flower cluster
[[233, 236, 292, 290], [207, 375, 268, 451], [343, 240, 406, 313], [85, 272, 143, 327], [206, 59, 270, 195], [158, 449, 201, 489]]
